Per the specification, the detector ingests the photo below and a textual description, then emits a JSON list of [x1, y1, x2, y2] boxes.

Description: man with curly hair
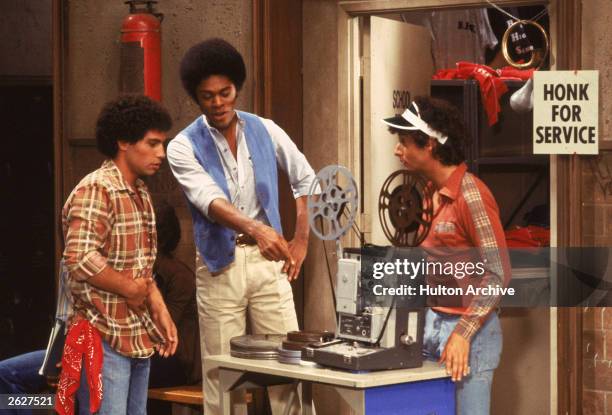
[[57, 95, 177, 415], [383, 96, 511, 415], [167, 38, 317, 414]]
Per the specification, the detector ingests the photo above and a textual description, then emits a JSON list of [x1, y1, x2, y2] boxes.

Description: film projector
[[302, 166, 433, 371]]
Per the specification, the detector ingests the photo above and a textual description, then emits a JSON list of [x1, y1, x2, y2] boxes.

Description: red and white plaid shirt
[[62, 160, 164, 357], [421, 163, 511, 341]]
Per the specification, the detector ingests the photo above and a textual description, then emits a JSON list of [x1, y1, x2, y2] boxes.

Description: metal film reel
[[378, 170, 433, 247], [307, 165, 359, 241]]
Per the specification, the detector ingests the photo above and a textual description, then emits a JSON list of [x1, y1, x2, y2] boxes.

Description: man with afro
[[57, 95, 177, 415], [167, 38, 318, 414]]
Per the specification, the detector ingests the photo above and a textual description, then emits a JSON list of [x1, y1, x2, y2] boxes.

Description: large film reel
[[307, 165, 359, 240], [379, 170, 433, 247]]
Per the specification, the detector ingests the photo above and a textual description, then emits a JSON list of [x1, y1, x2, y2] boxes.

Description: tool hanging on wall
[[120, 1, 164, 101], [503, 18, 550, 113], [486, 0, 551, 113], [502, 19, 549, 70], [378, 170, 434, 247]]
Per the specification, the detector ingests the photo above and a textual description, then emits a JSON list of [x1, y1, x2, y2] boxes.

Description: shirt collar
[[102, 159, 146, 194], [201, 111, 244, 130], [201, 112, 243, 147], [438, 162, 468, 201]]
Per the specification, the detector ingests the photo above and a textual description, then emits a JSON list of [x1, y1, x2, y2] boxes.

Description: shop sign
[[533, 70, 599, 154]]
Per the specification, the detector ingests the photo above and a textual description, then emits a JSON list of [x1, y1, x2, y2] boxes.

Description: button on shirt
[[167, 113, 318, 223]]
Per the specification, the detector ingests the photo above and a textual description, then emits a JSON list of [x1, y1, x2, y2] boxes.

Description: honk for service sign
[[533, 70, 599, 155]]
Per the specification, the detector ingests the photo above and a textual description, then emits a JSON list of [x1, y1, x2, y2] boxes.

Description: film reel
[[378, 170, 433, 247], [307, 165, 359, 240]]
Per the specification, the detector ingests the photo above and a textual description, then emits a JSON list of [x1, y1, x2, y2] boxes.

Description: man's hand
[[283, 238, 308, 281], [251, 222, 294, 264], [152, 308, 178, 358], [125, 277, 154, 315], [439, 332, 471, 382]]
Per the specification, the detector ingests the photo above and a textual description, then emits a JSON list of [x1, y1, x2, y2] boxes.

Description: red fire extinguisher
[[120, 1, 163, 101]]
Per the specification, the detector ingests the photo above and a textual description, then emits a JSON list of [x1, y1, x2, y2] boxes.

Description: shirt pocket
[[433, 221, 459, 246]]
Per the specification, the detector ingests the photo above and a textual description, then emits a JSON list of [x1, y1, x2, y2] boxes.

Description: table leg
[[334, 387, 365, 415], [301, 381, 313, 415], [219, 368, 244, 415]]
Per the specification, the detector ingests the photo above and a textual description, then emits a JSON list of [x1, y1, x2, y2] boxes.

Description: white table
[[205, 355, 454, 414]]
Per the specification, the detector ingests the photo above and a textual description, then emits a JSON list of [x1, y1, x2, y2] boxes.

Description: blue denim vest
[[182, 111, 282, 273]]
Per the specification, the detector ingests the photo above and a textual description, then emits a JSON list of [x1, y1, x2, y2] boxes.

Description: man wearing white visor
[[382, 96, 511, 415]]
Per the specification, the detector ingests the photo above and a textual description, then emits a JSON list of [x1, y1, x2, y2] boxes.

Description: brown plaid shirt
[[62, 160, 164, 358]]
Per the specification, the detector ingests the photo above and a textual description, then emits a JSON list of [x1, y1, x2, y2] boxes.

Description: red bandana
[[55, 319, 104, 415]]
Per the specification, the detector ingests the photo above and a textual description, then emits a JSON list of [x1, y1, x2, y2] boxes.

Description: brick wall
[[583, 307, 612, 415], [581, 151, 612, 414]]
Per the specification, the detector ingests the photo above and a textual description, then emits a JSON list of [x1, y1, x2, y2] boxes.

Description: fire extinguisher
[[120, 1, 163, 101]]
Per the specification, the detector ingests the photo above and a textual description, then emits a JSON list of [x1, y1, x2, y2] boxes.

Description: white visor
[[381, 102, 448, 145]]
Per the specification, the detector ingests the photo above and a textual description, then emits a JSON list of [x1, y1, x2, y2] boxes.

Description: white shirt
[[402, 9, 498, 71], [167, 112, 317, 224]]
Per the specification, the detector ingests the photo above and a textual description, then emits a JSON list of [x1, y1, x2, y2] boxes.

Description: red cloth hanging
[[55, 319, 104, 415], [433, 62, 535, 126]]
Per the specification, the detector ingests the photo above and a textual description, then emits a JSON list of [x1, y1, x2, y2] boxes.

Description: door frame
[[52, 0, 66, 269], [253, 0, 306, 327]]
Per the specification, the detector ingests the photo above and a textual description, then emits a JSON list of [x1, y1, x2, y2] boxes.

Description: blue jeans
[[77, 341, 150, 415], [0, 350, 47, 415], [423, 309, 502, 415]]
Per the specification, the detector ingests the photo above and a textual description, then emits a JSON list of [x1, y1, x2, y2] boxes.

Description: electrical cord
[[342, 210, 365, 245], [485, 0, 548, 23], [318, 216, 337, 311], [375, 297, 396, 346]]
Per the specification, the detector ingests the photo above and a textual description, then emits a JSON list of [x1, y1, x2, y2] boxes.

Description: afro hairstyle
[[179, 38, 247, 101], [387, 96, 467, 166], [95, 94, 172, 158]]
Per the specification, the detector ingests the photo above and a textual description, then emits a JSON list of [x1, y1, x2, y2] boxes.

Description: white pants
[[196, 245, 299, 415]]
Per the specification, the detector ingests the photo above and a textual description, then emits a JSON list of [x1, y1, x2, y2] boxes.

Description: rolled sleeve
[[63, 185, 111, 281], [262, 119, 320, 198], [167, 134, 229, 218]]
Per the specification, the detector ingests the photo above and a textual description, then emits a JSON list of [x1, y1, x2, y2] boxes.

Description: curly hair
[[154, 200, 181, 256], [179, 38, 246, 101], [95, 95, 172, 158], [389, 96, 467, 166]]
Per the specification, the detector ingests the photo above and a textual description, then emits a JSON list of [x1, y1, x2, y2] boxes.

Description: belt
[[235, 233, 257, 246], [431, 308, 462, 319], [432, 307, 501, 319]]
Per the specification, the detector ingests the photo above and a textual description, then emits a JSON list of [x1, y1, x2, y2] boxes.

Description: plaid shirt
[[62, 160, 164, 357], [421, 163, 511, 341]]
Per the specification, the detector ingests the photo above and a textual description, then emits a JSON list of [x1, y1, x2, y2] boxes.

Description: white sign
[[533, 70, 599, 155]]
